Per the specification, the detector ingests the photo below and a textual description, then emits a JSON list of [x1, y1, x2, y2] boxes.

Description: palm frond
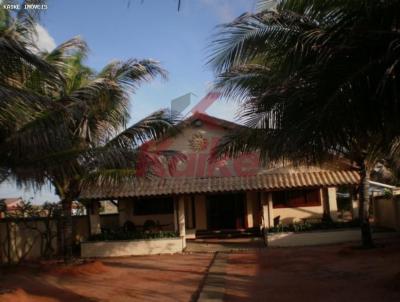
[[209, 0, 400, 169], [107, 109, 180, 149]]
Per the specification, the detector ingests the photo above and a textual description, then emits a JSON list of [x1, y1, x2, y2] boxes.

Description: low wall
[[0, 215, 92, 264], [0, 219, 58, 263], [81, 237, 185, 258], [373, 196, 400, 231], [267, 229, 398, 247]]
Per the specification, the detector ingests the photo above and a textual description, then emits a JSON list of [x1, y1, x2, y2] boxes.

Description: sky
[[0, 0, 257, 203]]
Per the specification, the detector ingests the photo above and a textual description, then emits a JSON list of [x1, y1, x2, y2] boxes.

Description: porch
[[85, 186, 345, 243], [79, 170, 360, 256]]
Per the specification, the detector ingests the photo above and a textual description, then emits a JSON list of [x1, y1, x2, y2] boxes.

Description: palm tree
[[5, 43, 178, 260], [0, 1, 65, 176], [208, 0, 400, 247], [0, 5, 180, 260]]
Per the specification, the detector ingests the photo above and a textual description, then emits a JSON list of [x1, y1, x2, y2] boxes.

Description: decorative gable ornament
[[188, 133, 208, 152]]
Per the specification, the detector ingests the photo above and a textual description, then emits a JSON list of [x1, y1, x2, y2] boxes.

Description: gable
[[144, 113, 258, 178], [142, 113, 355, 178]]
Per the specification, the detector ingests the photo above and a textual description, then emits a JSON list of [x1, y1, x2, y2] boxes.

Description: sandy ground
[[224, 238, 400, 302], [0, 253, 213, 302], [1, 238, 399, 302]]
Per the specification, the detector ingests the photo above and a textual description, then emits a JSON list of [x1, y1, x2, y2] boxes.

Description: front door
[[206, 193, 245, 230]]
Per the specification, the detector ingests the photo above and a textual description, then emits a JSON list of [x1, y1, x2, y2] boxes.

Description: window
[[272, 189, 320, 208], [134, 197, 174, 215]]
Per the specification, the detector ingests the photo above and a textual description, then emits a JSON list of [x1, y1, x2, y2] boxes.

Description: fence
[[0, 214, 118, 264]]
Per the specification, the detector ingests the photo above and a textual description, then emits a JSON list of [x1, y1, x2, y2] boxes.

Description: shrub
[[88, 228, 178, 242], [267, 220, 359, 233]]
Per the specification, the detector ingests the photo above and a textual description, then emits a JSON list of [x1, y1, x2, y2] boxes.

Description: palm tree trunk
[[358, 160, 374, 248], [61, 199, 73, 262]]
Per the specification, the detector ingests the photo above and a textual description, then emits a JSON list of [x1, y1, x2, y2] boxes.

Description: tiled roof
[[0, 198, 23, 208], [80, 170, 359, 199]]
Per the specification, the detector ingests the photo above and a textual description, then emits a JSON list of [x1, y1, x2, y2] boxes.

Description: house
[[80, 113, 360, 243], [0, 197, 24, 218], [71, 200, 87, 216]]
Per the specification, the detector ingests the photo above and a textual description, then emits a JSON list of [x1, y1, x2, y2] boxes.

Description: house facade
[[0, 197, 24, 219], [80, 113, 360, 242]]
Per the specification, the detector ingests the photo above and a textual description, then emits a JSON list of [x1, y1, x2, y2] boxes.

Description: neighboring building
[[0, 197, 24, 218], [80, 113, 359, 240], [72, 201, 87, 216], [370, 182, 400, 231], [100, 200, 118, 214]]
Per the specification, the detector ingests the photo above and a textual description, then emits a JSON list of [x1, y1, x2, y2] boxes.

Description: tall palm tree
[[0, 4, 180, 260], [0, 1, 65, 173], [5, 42, 178, 260], [209, 0, 400, 247]]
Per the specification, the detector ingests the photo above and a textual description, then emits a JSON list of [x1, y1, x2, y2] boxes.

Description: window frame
[[272, 189, 321, 209], [133, 197, 174, 215]]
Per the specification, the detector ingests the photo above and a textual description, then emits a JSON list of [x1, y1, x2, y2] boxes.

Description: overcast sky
[[0, 0, 257, 203]]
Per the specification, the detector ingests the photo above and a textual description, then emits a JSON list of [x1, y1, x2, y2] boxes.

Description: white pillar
[[261, 192, 273, 229], [351, 189, 359, 219], [327, 187, 338, 221], [178, 195, 186, 248], [89, 201, 101, 235], [246, 192, 254, 228], [267, 192, 274, 227]]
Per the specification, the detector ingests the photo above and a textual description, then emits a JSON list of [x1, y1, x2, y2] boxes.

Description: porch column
[[178, 195, 186, 248], [327, 187, 338, 221], [261, 192, 273, 229], [267, 192, 274, 227], [351, 188, 359, 219], [320, 188, 331, 220], [246, 192, 255, 228], [89, 201, 101, 235]]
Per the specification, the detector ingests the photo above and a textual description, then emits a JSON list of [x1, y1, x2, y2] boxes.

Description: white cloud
[[32, 23, 56, 53], [206, 98, 242, 123], [200, 0, 236, 23], [0, 181, 59, 204], [200, 0, 256, 22]]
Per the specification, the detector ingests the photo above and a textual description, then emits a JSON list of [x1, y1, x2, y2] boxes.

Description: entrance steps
[[195, 227, 261, 239]]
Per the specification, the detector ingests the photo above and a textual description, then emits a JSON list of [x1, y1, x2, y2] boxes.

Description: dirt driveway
[[224, 238, 400, 302], [0, 238, 399, 302], [0, 253, 213, 302]]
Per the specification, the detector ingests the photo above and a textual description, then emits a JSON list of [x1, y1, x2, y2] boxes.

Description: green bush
[[88, 229, 179, 242], [267, 220, 359, 233]]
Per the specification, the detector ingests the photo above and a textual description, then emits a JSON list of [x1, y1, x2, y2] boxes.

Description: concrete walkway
[[197, 252, 228, 302]]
